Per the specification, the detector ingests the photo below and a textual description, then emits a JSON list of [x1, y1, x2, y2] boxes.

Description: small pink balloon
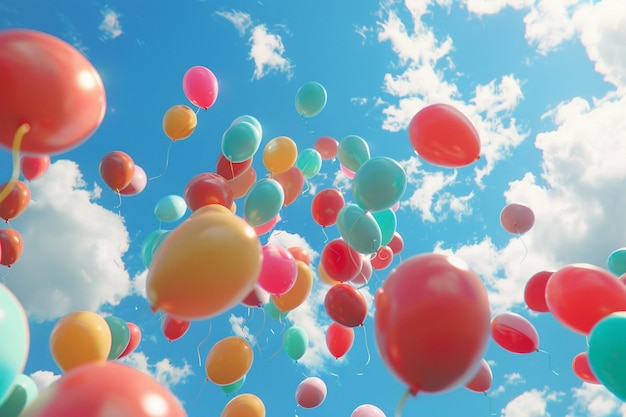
[[182, 66, 218, 110], [314, 136, 338, 160], [251, 213, 281, 236], [340, 164, 355, 179], [119, 165, 147, 196], [257, 244, 298, 296], [464, 358, 492, 393], [295, 377, 327, 409], [351, 404, 387, 417], [20, 154, 50, 181], [500, 203, 534, 234]]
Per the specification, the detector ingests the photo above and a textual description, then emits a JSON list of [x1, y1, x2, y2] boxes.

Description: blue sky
[[2, 0, 626, 416]]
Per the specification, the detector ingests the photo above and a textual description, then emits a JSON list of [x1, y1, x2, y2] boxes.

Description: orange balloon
[[189, 203, 233, 218], [288, 246, 312, 265], [272, 260, 313, 312], [99, 151, 135, 191], [0, 228, 23, 266], [317, 262, 340, 286], [0, 180, 30, 221], [227, 167, 257, 199], [147, 209, 262, 320], [205, 336, 253, 386], [49, 311, 111, 372], [272, 166, 305, 206], [163, 105, 197, 141], [263, 136, 297, 174], [221, 393, 265, 417]]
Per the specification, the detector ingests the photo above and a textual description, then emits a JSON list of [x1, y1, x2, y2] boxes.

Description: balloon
[[464, 358, 492, 393], [388, 232, 404, 255], [251, 214, 281, 236], [104, 316, 130, 360], [491, 312, 539, 354], [588, 312, 626, 400], [99, 151, 135, 192], [314, 136, 338, 160], [608, 248, 626, 276], [0, 229, 23, 266], [264, 299, 287, 321], [374, 253, 491, 394], [353, 157, 407, 212], [257, 244, 297, 296], [337, 135, 370, 173], [221, 375, 246, 395], [320, 239, 363, 282], [371, 245, 393, 270], [19, 362, 185, 417], [184, 172, 234, 211], [572, 352, 599, 384], [0, 29, 106, 154], [154, 195, 187, 222], [216, 154, 253, 180], [221, 393, 265, 417], [408, 103, 481, 168], [243, 179, 284, 227], [325, 283, 368, 327], [288, 246, 312, 265], [161, 316, 190, 342], [545, 263, 626, 334], [0, 374, 37, 417], [263, 136, 298, 174], [311, 188, 345, 228], [205, 336, 253, 386], [49, 311, 111, 372], [351, 404, 386, 417], [241, 285, 270, 308], [317, 262, 340, 286], [341, 164, 355, 179], [296, 148, 322, 179], [117, 322, 141, 359], [118, 165, 147, 196], [500, 203, 535, 234], [162, 104, 197, 141], [272, 166, 305, 206], [146, 209, 262, 320], [222, 121, 261, 163], [227, 167, 257, 199], [0, 285, 29, 405], [351, 255, 373, 285], [372, 209, 397, 246], [336, 204, 381, 254], [284, 326, 308, 361], [182, 66, 218, 110], [0, 181, 30, 221], [231, 115, 262, 139], [140, 229, 169, 268], [272, 260, 313, 312], [295, 377, 327, 408], [524, 270, 554, 313], [326, 322, 354, 359], [20, 155, 50, 181], [295, 82, 327, 117]]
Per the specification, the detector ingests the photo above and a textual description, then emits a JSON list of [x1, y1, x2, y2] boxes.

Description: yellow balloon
[[162, 105, 197, 141], [317, 262, 340, 286], [272, 261, 313, 312], [49, 311, 111, 372], [147, 210, 262, 320], [189, 203, 233, 218], [205, 336, 253, 386], [221, 393, 265, 417], [263, 136, 297, 174]]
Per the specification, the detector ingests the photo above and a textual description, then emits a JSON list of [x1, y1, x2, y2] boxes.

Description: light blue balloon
[[0, 374, 38, 417], [588, 312, 626, 401], [295, 148, 322, 179], [608, 248, 626, 276], [154, 195, 187, 223], [0, 285, 29, 405], [295, 82, 327, 118], [141, 229, 168, 268], [336, 204, 381, 254], [232, 115, 262, 139], [372, 208, 397, 246], [353, 156, 407, 212], [244, 179, 284, 227], [337, 135, 370, 173], [222, 121, 261, 163]]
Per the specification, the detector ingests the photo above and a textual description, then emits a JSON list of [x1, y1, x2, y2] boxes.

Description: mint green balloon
[[336, 204, 381, 255], [232, 115, 262, 139], [284, 326, 308, 361], [105, 316, 130, 360], [140, 229, 169, 268], [154, 195, 187, 222], [295, 148, 322, 179], [588, 312, 626, 400], [244, 179, 284, 227], [264, 299, 286, 321], [0, 374, 37, 417], [222, 121, 261, 163], [295, 82, 327, 117], [0, 285, 29, 405], [150, 230, 172, 263], [221, 375, 246, 395], [337, 135, 370, 173], [353, 156, 407, 212], [372, 208, 397, 246], [608, 248, 626, 276]]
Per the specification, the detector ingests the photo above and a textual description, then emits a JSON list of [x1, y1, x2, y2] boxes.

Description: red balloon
[[117, 322, 141, 359], [162, 316, 191, 342], [388, 232, 404, 255], [295, 377, 327, 409], [241, 285, 270, 308], [524, 270, 554, 313], [0, 29, 106, 155], [324, 283, 367, 327], [545, 263, 626, 335], [500, 203, 534, 234], [351, 256, 372, 286], [311, 188, 345, 227], [464, 358, 492, 393], [0, 228, 23, 266], [99, 151, 135, 191], [0, 181, 30, 221], [216, 154, 253, 180], [20, 155, 50, 181], [118, 165, 147, 196], [272, 167, 305, 207], [572, 352, 600, 384], [184, 172, 234, 211], [288, 247, 312, 266], [371, 246, 393, 270], [325, 322, 354, 359], [374, 253, 490, 395], [408, 104, 480, 168], [314, 136, 338, 160], [491, 312, 539, 354], [320, 239, 363, 283]]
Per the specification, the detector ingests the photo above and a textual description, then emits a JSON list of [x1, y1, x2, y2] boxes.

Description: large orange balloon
[[0, 181, 30, 221], [272, 261, 313, 312], [99, 151, 135, 192], [205, 336, 253, 386], [146, 209, 262, 320], [263, 136, 297, 174], [0, 228, 23, 266], [0, 29, 106, 155], [162, 104, 197, 141], [221, 393, 265, 417], [49, 311, 111, 372]]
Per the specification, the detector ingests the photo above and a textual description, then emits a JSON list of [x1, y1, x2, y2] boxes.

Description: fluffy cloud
[[119, 351, 192, 388], [215, 10, 253, 36], [501, 388, 561, 417], [99, 9, 122, 40], [29, 370, 61, 392], [567, 383, 626, 417]]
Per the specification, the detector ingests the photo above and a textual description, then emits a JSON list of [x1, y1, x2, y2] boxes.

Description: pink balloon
[[295, 377, 327, 409], [182, 66, 218, 110], [257, 244, 298, 296], [500, 203, 534, 234], [351, 256, 372, 286], [340, 164, 355, 179], [117, 322, 141, 359], [20, 154, 50, 181], [464, 358, 492, 393], [491, 312, 539, 354], [119, 165, 147, 196], [351, 404, 386, 417]]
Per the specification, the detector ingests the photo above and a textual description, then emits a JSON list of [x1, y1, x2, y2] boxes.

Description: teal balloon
[[283, 326, 308, 361], [222, 121, 261, 163], [104, 316, 130, 360], [336, 204, 381, 254], [232, 115, 262, 139], [372, 208, 397, 246], [140, 229, 168, 268], [337, 135, 370, 173], [608, 248, 626, 276], [588, 312, 626, 400], [295, 82, 327, 117], [244, 179, 284, 227], [154, 195, 187, 222], [295, 148, 322, 179], [353, 156, 407, 212], [221, 375, 246, 395], [0, 285, 29, 405], [264, 299, 286, 321], [150, 230, 172, 261], [0, 374, 37, 417]]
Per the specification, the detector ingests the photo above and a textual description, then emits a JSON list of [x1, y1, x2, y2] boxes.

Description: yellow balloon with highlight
[[205, 336, 253, 386], [221, 393, 265, 417], [263, 136, 297, 174], [163, 104, 197, 141], [272, 260, 313, 312]]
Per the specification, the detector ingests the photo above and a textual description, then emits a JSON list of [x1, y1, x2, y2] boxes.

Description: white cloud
[[6, 160, 131, 321], [215, 9, 253, 36], [267, 230, 319, 261], [99, 9, 122, 40], [119, 351, 193, 388], [229, 313, 256, 346], [505, 372, 526, 385], [523, 0, 578, 55], [567, 384, 626, 417], [501, 388, 561, 417], [463, 0, 533, 15], [29, 370, 60, 392], [131, 269, 148, 298], [248, 24, 293, 80]]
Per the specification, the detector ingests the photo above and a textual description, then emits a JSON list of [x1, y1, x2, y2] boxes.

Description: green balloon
[[105, 316, 131, 360], [336, 204, 382, 255], [0, 285, 29, 406], [140, 229, 168, 268], [372, 209, 397, 247], [222, 121, 261, 163], [295, 148, 322, 179], [0, 374, 38, 417], [221, 375, 246, 395], [352, 156, 407, 212], [244, 179, 284, 227], [295, 82, 327, 118], [264, 299, 286, 321], [337, 135, 370, 173], [607, 248, 626, 276], [588, 312, 626, 401], [283, 326, 308, 361]]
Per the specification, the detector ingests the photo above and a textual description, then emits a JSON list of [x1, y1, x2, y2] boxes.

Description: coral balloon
[[0, 29, 106, 154], [491, 312, 539, 354], [257, 244, 297, 296], [118, 165, 147, 196], [216, 154, 253, 181], [408, 103, 480, 168], [272, 166, 305, 206], [295, 82, 327, 118], [371, 245, 393, 270], [205, 336, 253, 386], [351, 256, 373, 286], [221, 393, 265, 417], [311, 188, 345, 228], [183, 66, 218, 110], [326, 322, 354, 359], [325, 283, 368, 327], [20, 155, 50, 181], [0, 285, 29, 405], [288, 246, 312, 265], [320, 239, 363, 282], [464, 358, 492, 393], [314, 136, 338, 160], [162, 104, 197, 141], [272, 260, 313, 312], [524, 270, 554, 313], [263, 136, 298, 174], [184, 172, 233, 211], [227, 167, 257, 199], [162, 316, 190, 342], [500, 203, 535, 234], [352, 404, 386, 417], [99, 151, 135, 191], [572, 352, 599, 384], [117, 322, 141, 359], [388, 232, 404, 255], [375, 253, 491, 394], [295, 377, 327, 408], [0, 181, 30, 221], [0, 229, 23, 266]]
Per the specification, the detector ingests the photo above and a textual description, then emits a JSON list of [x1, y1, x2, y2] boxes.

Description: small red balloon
[[0, 228, 23, 266], [117, 322, 141, 359], [371, 246, 393, 270], [20, 155, 50, 181], [118, 165, 147, 196], [314, 136, 338, 160], [491, 312, 539, 354], [0, 181, 30, 221], [241, 285, 269, 308], [311, 188, 345, 228], [524, 270, 554, 313], [326, 322, 354, 359], [288, 247, 312, 265], [464, 358, 492, 393], [388, 232, 404, 255], [572, 352, 600, 384], [162, 316, 191, 342], [99, 151, 135, 191], [216, 154, 253, 180], [324, 283, 367, 327], [320, 239, 363, 283], [184, 172, 234, 211]]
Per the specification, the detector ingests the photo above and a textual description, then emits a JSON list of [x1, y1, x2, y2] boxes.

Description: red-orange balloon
[[320, 239, 363, 282], [288, 246, 312, 265], [272, 260, 313, 312], [524, 270, 554, 313], [0, 29, 106, 155], [0, 228, 23, 266], [216, 154, 253, 180], [272, 167, 305, 206], [184, 172, 234, 211], [464, 358, 492, 393], [314, 136, 338, 160], [388, 232, 404, 255], [324, 283, 367, 327], [162, 316, 190, 342], [20, 155, 50, 181], [371, 245, 393, 270], [99, 151, 135, 191], [572, 352, 600, 384], [311, 188, 345, 227], [0, 181, 30, 221], [117, 322, 141, 359], [326, 322, 354, 359], [490, 312, 538, 354], [227, 167, 257, 199]]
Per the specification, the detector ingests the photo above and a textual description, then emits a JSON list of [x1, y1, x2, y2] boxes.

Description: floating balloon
[[500, 203, 535, 235], [524, 270, 554, 313], [608, 248, 626, 276], [326, 322, 354, 359], [296, 148, 322, 179], [351, 404, 386, 417], [314, 136, 338, 160], [325, 283, 368, 327], [0, 374, 37, 417], [288, 246, 312, 265], [353, 157, 407, 212], [272, 260, 313, 312], [588, 312, 626, 401], [284, 326, 308, 361], [222, 121, 261, 163], [295, 82, 327, 118], [295, 377, 327, 408], [263, 136, 298, 174], [491, 312, 539, 354], [320, 239, 363, 282], [264, 299, 287, 321], [104, 316, 130, 360], [372, 209, 397, 246], [99, 151, 135, 192], [20, 155, 50, 182], [244, 179, 284, 227], [351, 255, 373, 286], [162, 105, 197, 141], [0, 229, 23, 266], [221, 393, 265, 417], [251, 214, 281, 236], [464, 358, 492, 393], [0, 181, 30, 221], [336, 204, 381, 254], [241, 285, 270, 309], [184, 172, 234, 211], [272, 166, 305, 206], [311, 188, 345, 228], [206, 336, 253, 386], [317, 262, 340, 286], [371, 245, 393, 270], [388, 232, 404, 255], [140, 229, 169, 268], [257, 244, 297, 296], [117, 322, 141, 359], [154, 195, 187, 223], [375, 253, 491, 395], [182, 66, 218, 110], [572, 352, 599, 384], [227, 167, 257, 199], [231, 115, 262, 139], [162, 316, 190, 342], [216, 154, 253, 180], [221, 375, 246, 395], [408, 103, 480, 168], [337, 135, 370, 173], [118, 165, 147, 196], [0, 285, 29, 405], [341, 164, 355, 179], [0, 29, 106, 154]]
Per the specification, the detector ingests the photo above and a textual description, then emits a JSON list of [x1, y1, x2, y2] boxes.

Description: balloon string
[[395, 389, 411, 417], [487, 392, 496, 415], [242, 307, 253, 328], [329, 372, 340, 384], [301, 179, 310, 195], [537, 349, 559, 375], [302, 116, 315, 135], [321, 227, 329, 243], [149, 140, 173, 180], [0, 123, 30, 205], [356, 325, 371, 375], [268, 343, 283, 360], [113, 189, 122, 209], [516, 226, 528, 264], [254, 307, 267, 353], [196, 321, 212, 367]]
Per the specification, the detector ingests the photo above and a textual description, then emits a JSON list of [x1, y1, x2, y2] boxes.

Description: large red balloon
[[408, 104, 480, 168], [0, 181, 30, 221], [162, 316, 191, 342], [374, 253, 490, 395], [184, 172, 234, 211], [324, 283, 367, 327], [20, 155, 50, 181], [117, 322, 141, 359], [0, 29, 106, 155], [320, 239, 363, 283], [325, 322, 354, 359], [311, 188, 345, 228], [464, 358, 492, 393], [99, 151, 135, 191], [524, 270, 554, 313], [0, 228, 23, 266], [572, 352, 600, 384], [491, 312, 539, 354]]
